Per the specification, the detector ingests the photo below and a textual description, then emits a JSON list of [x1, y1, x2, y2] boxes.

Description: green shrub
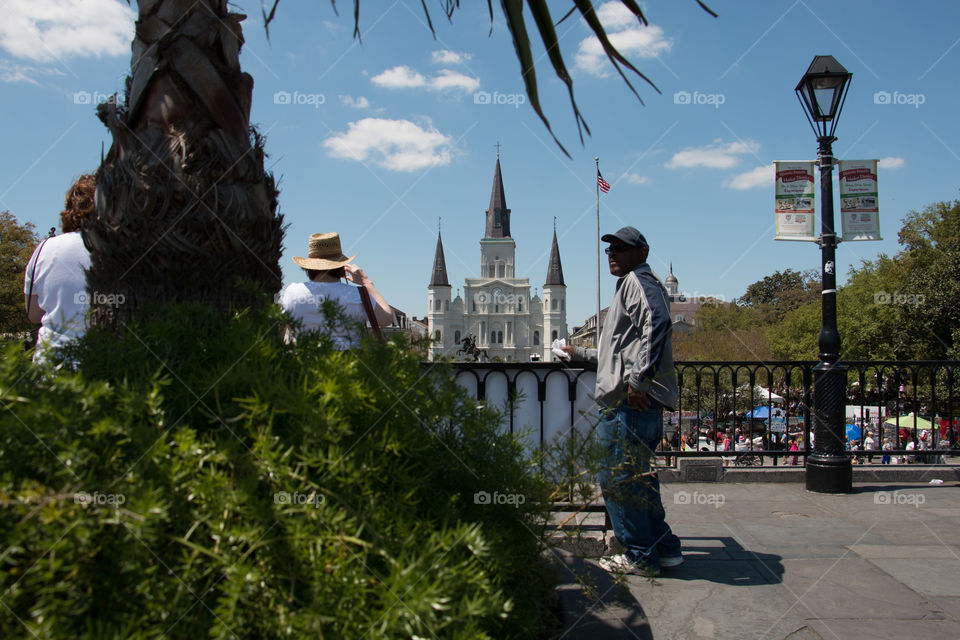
[[0, 304, 557, 639]]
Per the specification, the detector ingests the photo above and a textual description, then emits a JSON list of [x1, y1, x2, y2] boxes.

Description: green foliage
[[896, 200, 960, 358], [0, 304, 557, 639], [673, 300, 773, 361], [768, 201, 960, 360], [0, 210, 41, 335], [736, 268, 820, 321]]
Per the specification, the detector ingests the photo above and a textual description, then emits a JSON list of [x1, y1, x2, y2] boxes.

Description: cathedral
[[427, 156, 567, 362]]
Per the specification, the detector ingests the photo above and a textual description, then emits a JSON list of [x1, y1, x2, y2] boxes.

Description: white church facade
[[427, 156, 568, 362]]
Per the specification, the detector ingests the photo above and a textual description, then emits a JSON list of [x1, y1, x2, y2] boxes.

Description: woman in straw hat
[[278, 232, 393, 348]]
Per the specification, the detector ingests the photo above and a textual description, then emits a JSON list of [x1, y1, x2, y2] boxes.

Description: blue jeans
[[598, 401, 682, 567]]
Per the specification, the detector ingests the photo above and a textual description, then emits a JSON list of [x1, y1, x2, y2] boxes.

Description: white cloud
[[429, 69, 480, 93], [596, 2, 640, 29], [0, 60, 63, 84], [323, 118, 454, 172], [575, 3, 671, 77], [432, 50, 470, 65], [625, 173, 651, 185], [666, 140, 759, 170], [878, 156, 905, 170], [339, 95, 370, 109], [371, 65, 479, 94], [0, 0, 134, 63], [724, 165, 775, 190], [371, 65, 427, 89]]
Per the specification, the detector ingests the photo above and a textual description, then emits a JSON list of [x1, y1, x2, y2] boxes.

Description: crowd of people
[[848, 429, 950, 464]]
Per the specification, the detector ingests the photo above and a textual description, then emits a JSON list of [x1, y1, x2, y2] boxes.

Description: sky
[[1, 0, 958, 328]]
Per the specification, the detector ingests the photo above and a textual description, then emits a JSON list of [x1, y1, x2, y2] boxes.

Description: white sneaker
[[598, 554, 659, 576], [660, 555, 684, 568]]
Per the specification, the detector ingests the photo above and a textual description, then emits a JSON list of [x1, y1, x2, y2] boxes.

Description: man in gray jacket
[[562, 226, 682, 576]]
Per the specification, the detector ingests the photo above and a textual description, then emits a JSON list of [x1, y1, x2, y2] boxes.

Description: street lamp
[[795, 55, 853, 493]]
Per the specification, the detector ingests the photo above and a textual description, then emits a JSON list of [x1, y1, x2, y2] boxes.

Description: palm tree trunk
[[84, 0, 284, 328]]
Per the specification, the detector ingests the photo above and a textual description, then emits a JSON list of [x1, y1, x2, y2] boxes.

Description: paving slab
[[866, 557, 960, 596], [804, 618, 960, 640], [557, 481, 960, 640]]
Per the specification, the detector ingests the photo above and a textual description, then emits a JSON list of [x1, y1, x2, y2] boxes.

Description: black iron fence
[[674, 361, 959, 465], [438, 360, 960, 466]]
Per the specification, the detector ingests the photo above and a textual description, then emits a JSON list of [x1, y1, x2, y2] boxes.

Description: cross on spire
[[495, 141, 502, 158]]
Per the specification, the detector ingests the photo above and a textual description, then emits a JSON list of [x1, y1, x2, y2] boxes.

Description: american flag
[[597, 172, 610, 193]]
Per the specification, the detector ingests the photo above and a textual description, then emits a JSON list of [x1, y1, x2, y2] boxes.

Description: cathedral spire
[[430, 229, 450, 287], [545, 229, 565, 286], [484, 155, 511, 238]]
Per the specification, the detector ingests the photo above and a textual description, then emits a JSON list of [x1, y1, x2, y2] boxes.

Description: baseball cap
[[601, 226, 648, 248]]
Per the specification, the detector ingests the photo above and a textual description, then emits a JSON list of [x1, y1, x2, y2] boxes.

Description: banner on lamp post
[[839, 160, 882, 241], [774, 161, 817, 241]]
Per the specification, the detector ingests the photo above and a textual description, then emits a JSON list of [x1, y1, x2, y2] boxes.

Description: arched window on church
[[497, 331, 503, 344], [434, 330, 441, 341], [497, 263, 504, 277], [454, 330, 461, 344], [518, 298, 523, 312], [551, 330, 558, 341], [533, 331, 540, 346], [488, 264, 495, 277], [551, 299, 557, 311], [490, 331, 496, 344], [434, 299, 441, 312]]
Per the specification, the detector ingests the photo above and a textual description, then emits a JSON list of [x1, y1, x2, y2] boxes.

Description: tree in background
[[86, 0, 715, 328], [768, 200, 959, 360], [897, 200, 960, 358], [674, 298, 772, 361], [0, 211, 40, 336], [736, 268, 820, 322]]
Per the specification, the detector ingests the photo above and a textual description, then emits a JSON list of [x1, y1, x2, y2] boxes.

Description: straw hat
[[292, 232, 357, 270]]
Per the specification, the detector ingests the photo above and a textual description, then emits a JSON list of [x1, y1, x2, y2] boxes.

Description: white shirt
[[864, 436, 877, 450], [23, 232, 91, 361], [279, 280, 367, 349]]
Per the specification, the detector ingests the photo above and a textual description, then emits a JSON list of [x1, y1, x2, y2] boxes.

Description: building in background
[[428, 155, 567, 361]]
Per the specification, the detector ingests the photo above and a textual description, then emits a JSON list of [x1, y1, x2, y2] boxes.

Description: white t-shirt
[[279, 280, 367, 349], [23, 232, 91, 361]]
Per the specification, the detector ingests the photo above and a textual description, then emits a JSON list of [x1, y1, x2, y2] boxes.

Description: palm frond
[[525, 0, 589, 146], [500, 0, 570, 157], [258, 1, 719, 152]]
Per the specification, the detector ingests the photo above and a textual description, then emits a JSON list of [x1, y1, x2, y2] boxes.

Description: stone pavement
[[553, 481, 960, 640]]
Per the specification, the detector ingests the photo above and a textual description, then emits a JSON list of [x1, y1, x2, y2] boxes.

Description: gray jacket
[[573, 263, 678, 410]]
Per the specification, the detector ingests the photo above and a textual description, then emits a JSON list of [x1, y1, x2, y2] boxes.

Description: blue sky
[[2, 0, 958, 327]]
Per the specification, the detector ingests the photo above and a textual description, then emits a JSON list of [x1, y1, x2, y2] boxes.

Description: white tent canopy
[[737, 384, 786, 404]]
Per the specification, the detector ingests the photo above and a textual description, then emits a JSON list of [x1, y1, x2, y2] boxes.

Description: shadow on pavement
[[658, 537, 784, 586], [551, 535, 784, 638], [553, 549, 654, 640]]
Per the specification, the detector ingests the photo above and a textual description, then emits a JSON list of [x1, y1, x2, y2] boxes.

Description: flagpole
[[595, 157, 601, 344]]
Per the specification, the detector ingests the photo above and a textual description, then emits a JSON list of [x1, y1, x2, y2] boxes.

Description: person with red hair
[[23, 174, 96, 363]]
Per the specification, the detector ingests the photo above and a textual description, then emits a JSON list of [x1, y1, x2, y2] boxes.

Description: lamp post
[[795, 55, 853, 493]]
